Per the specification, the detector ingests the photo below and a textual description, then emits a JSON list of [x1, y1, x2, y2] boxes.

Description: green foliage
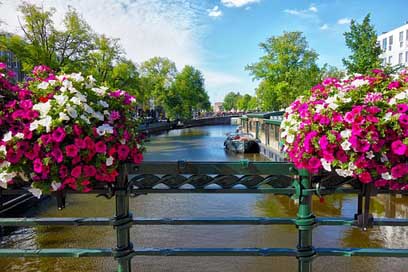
[[236, 94, 251, 111], [246, 31, 323, 110], [342, 14, 382, 74], [166, 65, 210, 120], [223, 91, 241, 111], [321, 64, 346, 79]]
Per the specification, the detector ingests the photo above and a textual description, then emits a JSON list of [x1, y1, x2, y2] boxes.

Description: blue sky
[[1, 0, 408, 103]]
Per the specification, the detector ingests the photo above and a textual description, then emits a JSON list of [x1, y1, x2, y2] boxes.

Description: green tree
[[236, 94, 252, 111], [321, 64, 346, 79], [167, 65, 210, 119], [246, 31, 322, 109], [139, 57, 177, 109], [342, 14, 382, 74], [247, 96, 258, 111], [223, 91, 241, 111], [0, 3, 95, 73]]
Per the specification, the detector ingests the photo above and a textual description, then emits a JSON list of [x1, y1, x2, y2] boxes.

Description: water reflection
[[0, 125, 407, 271]]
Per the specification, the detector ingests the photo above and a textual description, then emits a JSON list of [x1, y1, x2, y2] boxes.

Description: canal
[[0, 125, 407, 271]]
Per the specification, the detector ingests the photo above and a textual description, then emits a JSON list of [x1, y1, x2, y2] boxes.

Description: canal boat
[[224, 132, 260, 153]]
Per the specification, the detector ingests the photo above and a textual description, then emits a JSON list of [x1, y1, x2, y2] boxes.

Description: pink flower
[[71, 166, 82, 178], [40, 134, 52, 146], [391, 140, 407, 155], [358, 172, 372, 184], [397, 104, 408, 113], [388, 81, 401, 89], [109, 111, 120, 121], [51, 147, 63, 163], [0, 63, 6, 69], [51, 127, 66, 143], [391, 164, 407, 179], [117, 144, 130, 160], [308, 157, 321, 171], [19, 100, 33, 110], [399, 114, 408, 126], [33, 158, 44, 173], [73, 124, 83, 136], [6, 149, 23, 164], [75, 138, 87, 149], [65, 144, 79, 157], [95, 141, 107, 153], [83, 165, 96, 177], [59, 165, 68, 178]]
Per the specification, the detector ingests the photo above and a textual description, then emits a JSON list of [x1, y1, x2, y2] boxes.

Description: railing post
[[255, 121, 259, 139], [295, 169, 315, 272], [113, 164, 133, 272]]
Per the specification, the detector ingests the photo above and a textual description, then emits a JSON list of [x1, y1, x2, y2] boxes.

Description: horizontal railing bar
[[131, 188, 296, 195], [0, 217, 112, 226], [316, 248, 408, 257], [0, 248, 113, 257], [0, 195, 36, 214], [129, 161, 295, 175], [131, 247, 297, 256], [132, 217, 296, 225], [1, 217, 407, 227]]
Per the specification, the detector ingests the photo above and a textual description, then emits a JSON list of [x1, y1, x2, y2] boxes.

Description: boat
[[224, 131, 260, 153]]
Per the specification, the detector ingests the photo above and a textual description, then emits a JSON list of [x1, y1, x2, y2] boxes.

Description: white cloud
[[337, 18, 351, 25], [221, 0, 260, 8], [284, 4, 318, 18], [208, 5, 223, 18], [320, 24, 329, 30], [309, 4, 318, 13]]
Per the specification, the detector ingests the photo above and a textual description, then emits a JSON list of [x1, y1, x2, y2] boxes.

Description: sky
[[0, 0, 407, 103]]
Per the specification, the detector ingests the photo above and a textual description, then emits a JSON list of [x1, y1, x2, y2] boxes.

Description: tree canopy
[[246, 31, 323, 110], [342, 14, 382, 74]]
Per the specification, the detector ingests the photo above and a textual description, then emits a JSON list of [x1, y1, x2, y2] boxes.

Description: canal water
[[0, 125, 407, 272]]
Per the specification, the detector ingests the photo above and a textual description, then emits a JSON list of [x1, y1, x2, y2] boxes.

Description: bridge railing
[[0, 161, 408, 272]]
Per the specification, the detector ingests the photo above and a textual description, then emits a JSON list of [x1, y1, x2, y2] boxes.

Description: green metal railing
[[0, 161, 408, 272]]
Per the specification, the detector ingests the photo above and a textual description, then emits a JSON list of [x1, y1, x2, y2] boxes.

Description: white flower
[[2, 131, 12, 142], [93, 111, 104, 121], [0, 171, 17, 189], [19, 172, 29, 182], [365, 151, 375, 160], [70, 96, 81, 105], [80, 114, 91, 124], [380, 154, 389, 162], [62, 79, 73, 89], [383, 112, 393, 121], [98, 100, 109, 108], [286, 134, 295, 144], [315, 104, 324, 113], [37, 81, 49, 89], [33, 101, 51, 117], [70, 73, 84, 82], [394, 92, 406, 100], [335, 169, 353, 177], [348, 162, 357, 171], [29, 121, 39, 131], [106, 156, 114, 166], [340, 129, 352, 139], [96, 124, 114, 136], [54, 94, 68, 106], [83, 103, 95, 114], [351, 79, 369, 87], [59, 112, 70, 121], [67, 106, 78, 118], [381, 172, 392, 180], [15, 133, 24, 139], [341, 140, 351, 151], [51, 181, 62, 191], [320, 158, 332, 172], [328, 102, 338, 110], [120, 139, 126, 145], [389, 98, 396, 105], [48, 79, 57, 85], [38, 116, 52, 132], [75, 93, 87, 102], [28, 187, 42, 199]]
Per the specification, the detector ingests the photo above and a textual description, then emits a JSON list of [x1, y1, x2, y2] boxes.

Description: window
[[406, 51, 408, 63], [388, 56, 393, 64], [389, 35, 393, 51], [406, 30, 408, 40], [400, 31, 404, 47], [382, 38, 387, 51], [399, 53, 403, 64]]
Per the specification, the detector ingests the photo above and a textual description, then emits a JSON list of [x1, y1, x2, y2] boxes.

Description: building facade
[[213, 102, 223, 113], [0, 32, 24, 81], [377, 23, 408, 67]]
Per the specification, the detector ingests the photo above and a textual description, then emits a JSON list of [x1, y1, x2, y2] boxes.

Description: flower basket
[[281, 69, 408, 190], [0, 64, 144, 198]]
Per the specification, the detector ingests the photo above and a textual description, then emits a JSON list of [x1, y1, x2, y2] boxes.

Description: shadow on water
[[0, 125, 407, 271]]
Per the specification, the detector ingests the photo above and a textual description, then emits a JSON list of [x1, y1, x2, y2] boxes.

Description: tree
[[223, 92, 241, 111], [246, 31, 322, 110], [0, 3, 95, 73], [236, 94, 252, 111], [139, 57, 177, 109], [342, 14, 382, 74], [321, 64, 346, 79], [167, 65, 210, 119]]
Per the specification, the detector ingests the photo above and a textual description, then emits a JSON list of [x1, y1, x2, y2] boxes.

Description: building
[[213, 102, 223, 113], [0, 32, 24, 81], [377, 22, 408, 67]]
